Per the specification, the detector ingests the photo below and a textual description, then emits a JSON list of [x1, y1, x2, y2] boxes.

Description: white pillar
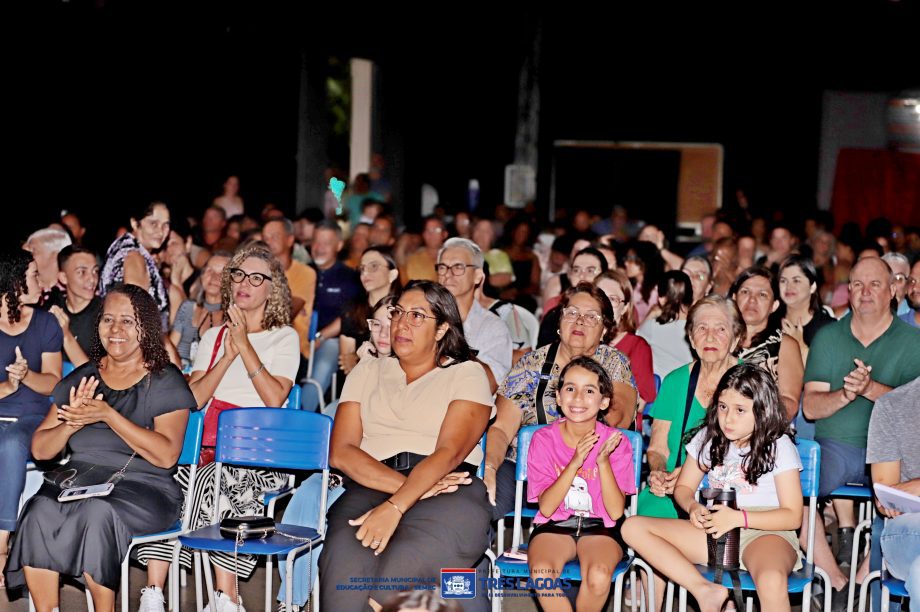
[[349, 58, 373, 180]]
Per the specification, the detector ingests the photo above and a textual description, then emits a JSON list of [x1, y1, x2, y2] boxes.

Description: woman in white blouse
[[137, 243, 299, 612]]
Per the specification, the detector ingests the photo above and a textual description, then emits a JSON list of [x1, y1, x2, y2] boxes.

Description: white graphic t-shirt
[[685, 431, 802, 509]]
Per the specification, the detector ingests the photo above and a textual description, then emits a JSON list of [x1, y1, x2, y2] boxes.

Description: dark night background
[[6, 1, 919, 250]]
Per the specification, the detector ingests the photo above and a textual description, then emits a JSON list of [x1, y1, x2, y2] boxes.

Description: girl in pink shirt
[[526, 356, 636, 611]]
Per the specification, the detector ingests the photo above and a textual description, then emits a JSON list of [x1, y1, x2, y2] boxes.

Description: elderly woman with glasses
[[320, 281, 494, 611], [484, 283, 638, 522], [135, 243, 300, 612]]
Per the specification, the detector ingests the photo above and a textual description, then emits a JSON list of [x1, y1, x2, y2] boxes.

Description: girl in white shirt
[[623, 364, 803, 612]]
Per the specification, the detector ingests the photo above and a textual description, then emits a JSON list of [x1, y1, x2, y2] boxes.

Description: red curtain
[[830, 148, 920, 228]]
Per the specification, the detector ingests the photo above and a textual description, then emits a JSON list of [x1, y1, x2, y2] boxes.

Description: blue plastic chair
[[179, 408, 332, 612], [301, 311, 326, 410], [62, 360, 75, 377], [858, 515, 911, 611], [828, 483, 874, 610], [491, 426, 654, 611], [286, 385, 301, 411], [120, 412, 204, 612], [674, 439, 827, 612]]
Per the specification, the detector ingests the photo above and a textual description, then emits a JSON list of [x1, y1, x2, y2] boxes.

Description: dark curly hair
[[0, 249, 34, 323], [395, 280, 476, 367], [90, 284, 170, 373], [692, 364, 793, 485]]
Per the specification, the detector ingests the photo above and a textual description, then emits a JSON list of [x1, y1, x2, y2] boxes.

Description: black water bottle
[[705, 488, 741, 571]]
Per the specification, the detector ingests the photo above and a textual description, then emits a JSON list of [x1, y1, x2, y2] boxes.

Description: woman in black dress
[[5, 284, 195, 612]]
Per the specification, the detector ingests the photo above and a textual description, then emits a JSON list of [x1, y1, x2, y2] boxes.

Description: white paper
[[874, 483, 920, 514]]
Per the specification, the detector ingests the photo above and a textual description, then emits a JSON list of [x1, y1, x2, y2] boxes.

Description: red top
[[614, 333, 656, 405]]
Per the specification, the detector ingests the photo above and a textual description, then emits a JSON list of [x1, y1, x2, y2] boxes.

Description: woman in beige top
[[319, 280, 493, 611]]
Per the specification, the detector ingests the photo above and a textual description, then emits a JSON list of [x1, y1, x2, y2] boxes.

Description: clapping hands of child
[[596, 431, 622, 462], [570, 431, 600, 469]]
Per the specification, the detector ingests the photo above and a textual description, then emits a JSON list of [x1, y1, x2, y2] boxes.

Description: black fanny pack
[[219, 516, 276, 540]]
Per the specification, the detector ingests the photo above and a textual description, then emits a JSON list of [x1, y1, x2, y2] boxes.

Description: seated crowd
[[0, 187, 919, 612]]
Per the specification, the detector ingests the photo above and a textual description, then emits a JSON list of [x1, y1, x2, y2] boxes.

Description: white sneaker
[[203, 590, 246, 612], [276, 603, 301, 612], [139, 586, 166, 612]]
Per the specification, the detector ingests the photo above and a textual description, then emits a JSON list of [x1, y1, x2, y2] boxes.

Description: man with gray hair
[[881, 251, 911, 317], [437, 237, 512, 393], [24, 227, 72, 309]]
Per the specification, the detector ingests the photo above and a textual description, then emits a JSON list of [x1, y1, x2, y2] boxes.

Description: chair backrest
[[476, 434, 487, 479], [62, 361, 76, 377], [286, 385, 302, 410], [178, 412, 205, 465], [309, 310, 320, 340], [215, 408, 333, 471], [653, 373, 661, 393]]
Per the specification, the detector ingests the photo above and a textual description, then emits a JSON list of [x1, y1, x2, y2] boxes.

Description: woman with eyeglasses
[[537, 246, 609, 347], [729, 267, 803, 422], [101, 201, 172, 331], [273, 293, 398, 611], [594, 270, 657, 414], [320, 281, 494, 611], [484, 283, 637, 522], [680, 255, 714, 306], [136, 243, 300, 612], [338, 246, 402, 376]]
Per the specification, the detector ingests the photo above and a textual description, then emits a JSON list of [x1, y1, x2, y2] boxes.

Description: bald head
[[850, 256, 892, 283]]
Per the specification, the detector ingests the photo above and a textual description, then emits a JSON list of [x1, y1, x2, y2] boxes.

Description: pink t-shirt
[[527, 420, 636, 527]]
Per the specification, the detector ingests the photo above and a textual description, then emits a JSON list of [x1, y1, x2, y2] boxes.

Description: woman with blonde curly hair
[[136, 243, 300, 612]]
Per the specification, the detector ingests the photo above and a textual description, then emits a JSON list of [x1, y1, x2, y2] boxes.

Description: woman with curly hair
[[137, 243, 300, 612], [0, 249, 63, 587], [5, 283, 193, 610]]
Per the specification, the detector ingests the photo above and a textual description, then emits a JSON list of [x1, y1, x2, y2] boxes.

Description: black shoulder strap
[[488, 300, 510, 315], [535, 342, 560, 425], [677, 360, 702, 466]]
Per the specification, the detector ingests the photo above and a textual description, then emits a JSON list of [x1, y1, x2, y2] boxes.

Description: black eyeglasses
[[229, 268, 272, 287], [435, 263, 478, 276], [387, 305, 438, 327]]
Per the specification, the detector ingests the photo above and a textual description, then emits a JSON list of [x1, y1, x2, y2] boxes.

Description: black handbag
[[219, 515, 276, 540]]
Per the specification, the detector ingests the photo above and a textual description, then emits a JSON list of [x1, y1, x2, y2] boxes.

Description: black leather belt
[[381, 452, 428, 471], [380, 452, 478, 476]]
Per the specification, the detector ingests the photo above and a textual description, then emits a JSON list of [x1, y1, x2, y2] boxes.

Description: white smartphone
[[57, 483, 114, 502]]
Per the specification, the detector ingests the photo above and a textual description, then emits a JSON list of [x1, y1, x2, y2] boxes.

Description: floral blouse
[[497, 343, 636, 461]]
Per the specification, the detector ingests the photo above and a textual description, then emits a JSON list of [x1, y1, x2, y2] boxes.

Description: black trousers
[[319, 476, 492, 611]]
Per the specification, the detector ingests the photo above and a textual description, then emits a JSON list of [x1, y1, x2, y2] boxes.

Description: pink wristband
[[741, 509, 748, 529]]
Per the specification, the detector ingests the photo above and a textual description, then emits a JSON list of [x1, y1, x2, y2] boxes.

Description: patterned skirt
[[135, 462, 286, 578]]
